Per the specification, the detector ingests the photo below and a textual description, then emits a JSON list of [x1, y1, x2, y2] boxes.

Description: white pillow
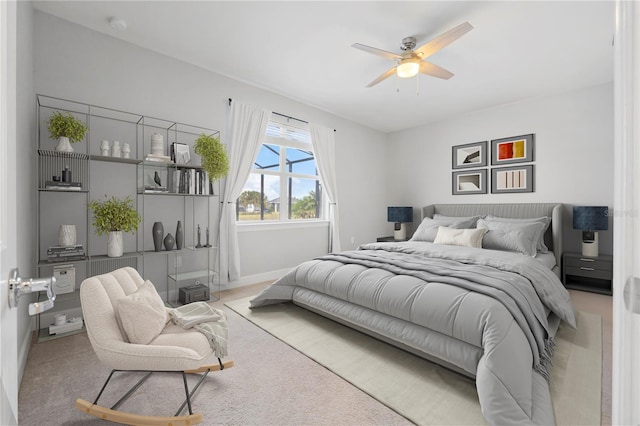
[[433, 226, 487, 248], [484, 215, 551, 253], [116, 280, 167, 344], [410, 216, 480, 242], [477, 219, 546, 257]]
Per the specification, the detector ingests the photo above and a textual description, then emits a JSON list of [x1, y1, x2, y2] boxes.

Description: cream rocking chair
[[75, 267, 233, 425]]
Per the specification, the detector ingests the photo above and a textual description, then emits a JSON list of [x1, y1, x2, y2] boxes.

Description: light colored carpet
[[18, 304, 411, 425], [226, 297, 602, 426]]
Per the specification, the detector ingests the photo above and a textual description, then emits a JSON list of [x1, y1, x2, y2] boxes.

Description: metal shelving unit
[[35, 94, 221, 340]]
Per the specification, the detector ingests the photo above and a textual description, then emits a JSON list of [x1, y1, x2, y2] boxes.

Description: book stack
[[144, 185, 169, 193], [47, 245, 86, 263], [169, 168, 213, 195], [144, 153, 171, 163], [45, 181, 82, 191]]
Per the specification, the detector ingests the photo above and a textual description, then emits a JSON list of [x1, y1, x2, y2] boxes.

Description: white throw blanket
[[169, 302, 228, 358]]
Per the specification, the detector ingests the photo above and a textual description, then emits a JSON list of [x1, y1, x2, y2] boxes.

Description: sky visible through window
[[245, 144, 317, 202]]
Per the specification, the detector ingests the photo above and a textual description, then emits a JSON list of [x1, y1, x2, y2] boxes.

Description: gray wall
[[387, 83, 614, 254], [32, 10, 391, 285]]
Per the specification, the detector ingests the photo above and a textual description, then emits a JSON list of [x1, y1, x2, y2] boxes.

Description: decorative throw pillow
[[116, 280, 167, 344], [484, 215, 551, 253], [477, 219, 546, 257], [410, 216, 480, 242], [433, 226, 487, 248]]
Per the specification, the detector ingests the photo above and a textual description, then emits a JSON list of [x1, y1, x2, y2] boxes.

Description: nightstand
[[562, 252, 613, 295], [377, 236, 407, 242]]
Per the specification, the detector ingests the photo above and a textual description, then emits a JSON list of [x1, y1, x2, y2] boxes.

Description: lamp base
[[394, 223, 407, 241], [581, 232, 599, 257]]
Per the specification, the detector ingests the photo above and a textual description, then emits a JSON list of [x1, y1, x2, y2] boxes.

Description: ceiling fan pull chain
[[416, 74, 420, 96]]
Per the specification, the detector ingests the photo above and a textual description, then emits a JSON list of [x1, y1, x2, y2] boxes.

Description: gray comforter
[[250, 242, 576, 425]]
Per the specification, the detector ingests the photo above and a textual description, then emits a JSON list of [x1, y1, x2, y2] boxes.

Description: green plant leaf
[[45, 111, 88, 143], [88, 195, 141, 236], [194, 134, 229, 181]]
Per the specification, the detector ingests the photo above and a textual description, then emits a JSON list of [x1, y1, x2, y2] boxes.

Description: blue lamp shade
[[573, 206, 609, 231], [387, 207, 413, 223]]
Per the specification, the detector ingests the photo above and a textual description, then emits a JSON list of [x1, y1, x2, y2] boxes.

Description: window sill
[[237, 220, 329, 233]]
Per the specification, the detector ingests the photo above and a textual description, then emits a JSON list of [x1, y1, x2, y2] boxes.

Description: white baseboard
[[221, 268, 291, 290], [18, 321, 32, 385]]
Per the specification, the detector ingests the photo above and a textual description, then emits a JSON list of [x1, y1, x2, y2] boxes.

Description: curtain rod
[[228, 98, 336, 132]]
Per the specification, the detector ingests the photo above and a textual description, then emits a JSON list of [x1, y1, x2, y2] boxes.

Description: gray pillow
[[477, 218, 546, 257], [484, 215, 551, 253], [410, 216, 480, 242]]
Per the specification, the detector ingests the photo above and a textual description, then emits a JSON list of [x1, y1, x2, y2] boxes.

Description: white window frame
[[237, 118, 327, 225]]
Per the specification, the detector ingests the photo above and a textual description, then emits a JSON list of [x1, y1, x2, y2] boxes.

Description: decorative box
[[179, 284, 210, 304]]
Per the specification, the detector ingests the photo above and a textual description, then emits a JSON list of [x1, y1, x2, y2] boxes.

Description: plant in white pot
[[88, 195, 141, 257], [46, 111, 88, 152], [194, 133, 229, 182]]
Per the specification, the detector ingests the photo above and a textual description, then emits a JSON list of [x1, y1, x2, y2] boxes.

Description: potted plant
[[46, 111, 88, 152], [194, 134, 229, 182], [88, 195, 141, 257]]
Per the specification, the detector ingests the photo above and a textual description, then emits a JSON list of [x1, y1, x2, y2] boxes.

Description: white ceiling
[[32, 1, 615, 133]]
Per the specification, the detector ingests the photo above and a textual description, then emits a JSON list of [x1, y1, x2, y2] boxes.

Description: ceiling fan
[[352, 21, 473, 88]]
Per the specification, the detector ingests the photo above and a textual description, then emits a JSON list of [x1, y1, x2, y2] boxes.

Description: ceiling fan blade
[[366, 67, 397, 87], [352, 43, 403, 61], [419, 61, 454, 80], [414, 21, 473, 59]]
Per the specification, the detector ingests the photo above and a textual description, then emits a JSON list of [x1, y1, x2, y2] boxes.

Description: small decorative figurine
[[196, 224, 203, 248], [204, 227, 211, 247], [122, 142, 131, 159], [112, 140, 121, 157], [100, 140, 110, 156]]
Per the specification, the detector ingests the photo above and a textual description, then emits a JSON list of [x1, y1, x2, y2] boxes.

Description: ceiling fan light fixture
[[396, 58, 420, 78]]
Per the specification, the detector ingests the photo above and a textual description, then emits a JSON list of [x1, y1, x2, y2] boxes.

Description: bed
[[250, 203, 575, 425]]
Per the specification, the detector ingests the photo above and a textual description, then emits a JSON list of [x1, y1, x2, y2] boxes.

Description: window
[[237, 118, 324, 222]]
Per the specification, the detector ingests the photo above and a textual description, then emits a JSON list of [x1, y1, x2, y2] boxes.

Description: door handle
[[8, 268, 56, 315]]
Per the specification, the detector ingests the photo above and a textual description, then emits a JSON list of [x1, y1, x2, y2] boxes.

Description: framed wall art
[[491, 165, 534, 193], [452, 141, 487, 169], [452, 169, 487, 195], [490, 134, 534, 165]]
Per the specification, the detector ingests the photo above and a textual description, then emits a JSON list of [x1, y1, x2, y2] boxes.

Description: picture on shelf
[[171, 143, 191, 165]]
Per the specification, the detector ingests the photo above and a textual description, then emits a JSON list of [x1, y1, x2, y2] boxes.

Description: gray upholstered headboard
[[420, 203, 563, 273]]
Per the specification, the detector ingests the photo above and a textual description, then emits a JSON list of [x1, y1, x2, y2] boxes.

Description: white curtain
[[219, 101, 271, 282], [310, 123, 341, 253], [612, 1, 640, 424]]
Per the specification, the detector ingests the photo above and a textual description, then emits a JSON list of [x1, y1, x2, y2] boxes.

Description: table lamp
[[573, 206, 608, 257], [387, 207, 413, 240]]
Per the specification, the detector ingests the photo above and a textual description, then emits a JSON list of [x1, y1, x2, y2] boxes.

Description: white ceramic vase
[[112, 140, 121, 157], [150, 133, 163, 156], [55, 136, 74, 152], [58, 225, 76, 246], [107, 231, 123, 257], [100, 140, 110, 156]]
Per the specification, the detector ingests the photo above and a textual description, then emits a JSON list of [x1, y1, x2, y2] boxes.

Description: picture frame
[[490, 134, 534, 165], [171, 142, 191, 165], [452, 141, 487, 169], [452, 169, 487, 195], [491, 165, 534, 193]]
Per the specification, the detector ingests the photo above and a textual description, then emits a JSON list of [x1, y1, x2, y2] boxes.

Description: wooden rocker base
[[184, 359, 234, 374], [76, 359, 234, 425], [76, 399, 203, 426]]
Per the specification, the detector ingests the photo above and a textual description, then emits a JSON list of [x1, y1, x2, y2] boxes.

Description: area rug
[[226, 297, 602, 426]]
